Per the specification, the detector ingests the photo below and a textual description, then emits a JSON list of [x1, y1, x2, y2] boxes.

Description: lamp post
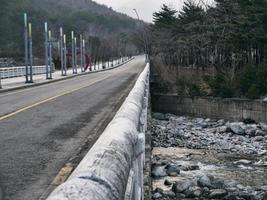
[[74, 37, 78, 74], [71, 31, 75, 74], [48, 30, 53, 79], [28, 22, 33, 83], [24, 13, 33, 83], [64, 34, 67, 75], [0, 69, 2, 89], [59, 27, 65, 76], [133, 9, 149, 62], [82, 39, 86, 71], [80, 35, 84, 72], [44, 22, 49, 79], [24, 13, 29, 83]]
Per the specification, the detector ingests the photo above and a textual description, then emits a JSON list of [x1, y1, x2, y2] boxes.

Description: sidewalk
[[0, 58, 133, 93]]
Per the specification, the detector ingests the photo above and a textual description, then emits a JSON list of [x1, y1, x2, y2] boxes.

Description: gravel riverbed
[[151, 113, 267, 200]]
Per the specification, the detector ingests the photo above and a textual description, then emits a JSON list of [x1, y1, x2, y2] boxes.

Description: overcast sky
[[93, 0, 187, 23]]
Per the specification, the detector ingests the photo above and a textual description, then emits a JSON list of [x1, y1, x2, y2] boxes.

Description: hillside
[[0, 0, 140, 58]]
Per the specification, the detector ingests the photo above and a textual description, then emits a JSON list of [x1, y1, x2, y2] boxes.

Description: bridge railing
[[0, 65, 54, 79], [47, 63, 150, 200]]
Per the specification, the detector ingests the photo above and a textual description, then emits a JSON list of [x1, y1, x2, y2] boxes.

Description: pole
[[64, 34, 67, 76], [80, 35, 83, 72], [133, 9, 149, 62], [74, 37, 77, 74], [48, 30, 53, 79], [44, 22, 49, 79], [71, 31, 75, 74], [83, 39, 86, 71], [24, 13, 29, 83], [29, 23, 33, 83], [0, 69, 2, 89], [60, 27, 65, 76]]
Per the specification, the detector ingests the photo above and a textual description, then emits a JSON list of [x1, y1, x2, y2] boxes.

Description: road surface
[[0, 56, 146, 200]]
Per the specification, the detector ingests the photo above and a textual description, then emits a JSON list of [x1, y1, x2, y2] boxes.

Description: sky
[[93, 0, 186, 23]]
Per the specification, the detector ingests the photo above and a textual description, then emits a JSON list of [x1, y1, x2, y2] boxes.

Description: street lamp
[[133, 9, 149, 62]]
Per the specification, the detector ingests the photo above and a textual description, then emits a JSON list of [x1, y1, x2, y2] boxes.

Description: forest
[[0, 0, 144, 65], [151, 0, 267, 99]]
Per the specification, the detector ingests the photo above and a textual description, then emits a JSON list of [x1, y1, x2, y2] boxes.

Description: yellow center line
[[0, 75, 111, 122]]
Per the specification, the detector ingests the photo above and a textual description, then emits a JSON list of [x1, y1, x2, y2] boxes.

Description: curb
[[0, 57, 134, 94]]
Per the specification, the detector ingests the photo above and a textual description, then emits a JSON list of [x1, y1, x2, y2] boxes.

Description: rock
[[199, 122, 208, 128], [166, 164, 180, 176], [224, 180, 238, 188], [152, 113, 167, 120], [152, 165, 167, 178], [245, 128, 256, 137], [184, 186, 202, 198], [260, 124, 267, 132], [217, 119, 225, 125], [233, 159, 252, 165], [217, 126, 227, 133], [255, 130, 266, 136], [152, 192, 162, 199], [261, 185, 267, 191], [262, 192, 267, 200], [176, 193, 186, 198], [255, 136, 264, 141], [197, 175, 212, 188], [229, 124, 245, 135], [180, 164, 200, 171], [163, 190, 176, 198], [172, 180, 194, 193], [211, 179, 225, 189], [164, 179, 173, 186], [209, 189, 228, 198]]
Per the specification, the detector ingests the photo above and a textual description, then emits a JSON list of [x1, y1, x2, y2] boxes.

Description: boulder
[[164, 179, 173, 186], [172, 180, 194, 193], [209, 189, 228, 199], [166, 164, 180, 176], [152, 165, 167, 178], [180, 164, 200, 171], [197, 175, 212, 188], [229, 124, 245, 135], [152, 192, 162, 199]]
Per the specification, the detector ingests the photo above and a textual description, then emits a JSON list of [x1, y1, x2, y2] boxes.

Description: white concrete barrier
[[47, 63, 150, 200]]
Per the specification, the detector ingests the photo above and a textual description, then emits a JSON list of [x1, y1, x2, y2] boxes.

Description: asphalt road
[[0, 55, 146, 200]]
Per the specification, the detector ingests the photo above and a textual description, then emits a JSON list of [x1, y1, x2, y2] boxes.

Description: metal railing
[[47, 63, 150, 200], [0, 65, 53, 79]]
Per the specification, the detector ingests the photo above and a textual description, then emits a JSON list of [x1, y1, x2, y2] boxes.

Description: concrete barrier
[[47, 63, 150, 200]]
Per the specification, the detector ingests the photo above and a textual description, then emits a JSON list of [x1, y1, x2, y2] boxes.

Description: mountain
[[0, 0, 141, 58]]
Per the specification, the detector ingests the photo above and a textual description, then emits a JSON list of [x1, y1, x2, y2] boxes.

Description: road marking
[[0, 72, 108, 98], [0, 75, 111, 121]]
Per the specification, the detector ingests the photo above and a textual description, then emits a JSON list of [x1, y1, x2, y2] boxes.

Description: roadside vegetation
[[150, 0, 267, 99], [0, 0, 144, 65]]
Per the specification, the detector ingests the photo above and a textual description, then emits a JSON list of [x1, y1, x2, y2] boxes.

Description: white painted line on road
[[0, 75, 112, 121]]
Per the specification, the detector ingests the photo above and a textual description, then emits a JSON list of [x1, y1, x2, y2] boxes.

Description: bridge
[[0, 55, 149, 200]]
